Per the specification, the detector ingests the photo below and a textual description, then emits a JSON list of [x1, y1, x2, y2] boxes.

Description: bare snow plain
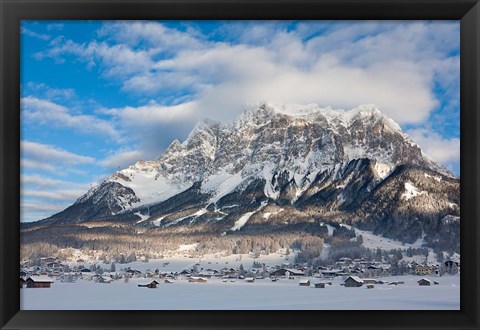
[[21, 274, 459, 310]]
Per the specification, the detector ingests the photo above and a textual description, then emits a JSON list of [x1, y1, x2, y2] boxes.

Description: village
[[20, 254, 460, 290]]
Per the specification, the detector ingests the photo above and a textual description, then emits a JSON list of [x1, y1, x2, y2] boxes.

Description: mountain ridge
[[33, 102, 459, 252]]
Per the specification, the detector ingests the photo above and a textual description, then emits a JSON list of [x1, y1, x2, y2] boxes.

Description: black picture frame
[[1, 0, 479, 329]]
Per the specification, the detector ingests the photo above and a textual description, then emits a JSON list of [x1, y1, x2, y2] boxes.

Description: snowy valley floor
[[21, 274, 460, 310]]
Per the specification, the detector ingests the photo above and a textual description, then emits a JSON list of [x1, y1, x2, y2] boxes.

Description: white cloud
[[21, 159, 56, 172], [21, 211, 59, 222], [46, 23, 64, 31], [21, 97, 120, 139], [21, 174, 94, 221], [40, 21, 457, 125], [82, 22, 456, 124], [23, 189, 86, 201], [21, 174, 63, 187], [102, 102, 197, 158], [21, 200, 69, 222], [407, 128, 460, 171], [36, 40, 154, 79], [21, 27, 50, 41], [21, 202, 65, 213], [24, 82, 75, 101], [21, 141, 95, 166], [34, 21, 460, 175], [37, 21, 459, 125], [99, 149, 147, 170], [98, 21, 204, 51], [21, 174, 91, 188]]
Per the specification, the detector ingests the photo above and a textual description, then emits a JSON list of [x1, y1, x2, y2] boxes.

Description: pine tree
[[239, 264, 245, 276], [357, 235, 364, 244]]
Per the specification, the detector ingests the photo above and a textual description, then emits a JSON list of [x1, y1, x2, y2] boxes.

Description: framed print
[[1, 0, 479, 329]]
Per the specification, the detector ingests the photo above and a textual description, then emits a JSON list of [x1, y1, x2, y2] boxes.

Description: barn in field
[[344, 276, 364, 287], [362, 279, 377, 284], [299, 279, 311, 286], [417, 278, 432, 286], [138, 280, 159, 288], [26, 276, 54, 288]]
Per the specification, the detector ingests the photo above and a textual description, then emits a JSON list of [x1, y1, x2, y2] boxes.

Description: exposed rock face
[[39, 102, 459, 250], [41, 182, 139, 225]]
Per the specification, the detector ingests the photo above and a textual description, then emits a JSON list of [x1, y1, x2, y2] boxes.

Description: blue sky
[[20, 20, 460, 222]]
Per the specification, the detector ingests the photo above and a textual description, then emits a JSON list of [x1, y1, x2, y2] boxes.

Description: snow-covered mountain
[[39, 102, 459, 249]]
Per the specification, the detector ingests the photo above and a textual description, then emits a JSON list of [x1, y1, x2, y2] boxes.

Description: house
[[198, 270, 216, 278], [338, 257, 353, 266], [126, 269, 142, 277], [157, 272, 168, 279], [179, 270, 191, 277], [189, 277, 208, 283], [244, 277, 255, 283], [314, 282, 326, 288], [98, 276, 113, 284], [415, 265, 432, 276], [417, 278, 431, 286], [320, 269, 342, 278], [354, 258, 368, 264], [366, 284, 374, 289], [350, 268, 363, 275], [20, 278, 26, 288], [26, 276, 54, 288], [269, 268, 305, 277], [28, 266, 42, 273], [164, 279, 174, 284], [344, 276, 363, 287], [40, 257, 57, 266], [362, 279, 377, 284], [367, 265, 381, 270], [221, 268, 237, 277], [299, 279, 311, 286], [46, 262, 64, 271], [365, 265, 383, 277], [92, 274, 103, 282], [138, 280, 159, 288], [145, 271, 155, 278]]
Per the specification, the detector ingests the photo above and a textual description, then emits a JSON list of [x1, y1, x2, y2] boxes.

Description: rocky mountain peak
[[41, 102, 456, 245]]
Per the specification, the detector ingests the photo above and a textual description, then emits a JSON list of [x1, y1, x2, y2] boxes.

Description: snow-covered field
[[65, 252, 290, 274], [21, 274, 459, 310]]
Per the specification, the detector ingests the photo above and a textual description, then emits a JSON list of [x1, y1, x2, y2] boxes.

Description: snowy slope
[[102, 102, 449, 211]]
